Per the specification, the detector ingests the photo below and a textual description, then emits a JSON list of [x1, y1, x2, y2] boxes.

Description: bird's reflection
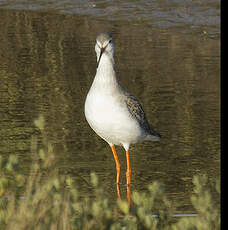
[[127, 185, 132, 206], [116, 183, 121, 200], [116, 183, 132, 206]]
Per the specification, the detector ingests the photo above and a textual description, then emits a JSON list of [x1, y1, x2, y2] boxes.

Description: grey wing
[[126, 94, 152, 133], [124, 93, 159, 137]]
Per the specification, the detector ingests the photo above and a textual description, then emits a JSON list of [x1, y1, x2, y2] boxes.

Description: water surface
[[0, 2, 220, 212]]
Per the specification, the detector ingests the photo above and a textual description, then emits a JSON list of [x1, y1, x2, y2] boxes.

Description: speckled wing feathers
[[124, 93, 160, 137]]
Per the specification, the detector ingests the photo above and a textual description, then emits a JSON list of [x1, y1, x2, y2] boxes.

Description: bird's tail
[[146, 128, 161, 141]]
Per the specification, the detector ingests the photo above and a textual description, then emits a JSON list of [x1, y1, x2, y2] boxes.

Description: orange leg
[[111, 145, 121, 184], [125, 150, 131, 185]]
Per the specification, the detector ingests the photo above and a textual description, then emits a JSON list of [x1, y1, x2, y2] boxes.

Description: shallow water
[[0, 0, 220, 37], [0, 1, 220, 212]]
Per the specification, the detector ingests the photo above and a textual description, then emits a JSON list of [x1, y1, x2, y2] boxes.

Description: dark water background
[[0, 0, 220, 212]]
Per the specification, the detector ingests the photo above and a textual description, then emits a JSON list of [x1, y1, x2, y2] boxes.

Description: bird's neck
[[93, 53, 119, 91]]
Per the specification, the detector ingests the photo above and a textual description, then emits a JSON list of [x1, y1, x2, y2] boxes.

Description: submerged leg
[[111, 145, 121, 184]]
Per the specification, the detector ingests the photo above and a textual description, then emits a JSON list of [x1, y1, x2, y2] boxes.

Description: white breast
[[84, 89, 145, 146]]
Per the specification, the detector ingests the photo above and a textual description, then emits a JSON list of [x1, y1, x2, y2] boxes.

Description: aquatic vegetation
[[0, 116, 220, 230]]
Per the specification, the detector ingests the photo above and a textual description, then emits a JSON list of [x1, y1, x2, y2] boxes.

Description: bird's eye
[[109, 39, 112, 44]]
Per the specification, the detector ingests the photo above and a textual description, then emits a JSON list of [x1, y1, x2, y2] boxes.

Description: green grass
[[0, 116, 220, 230]]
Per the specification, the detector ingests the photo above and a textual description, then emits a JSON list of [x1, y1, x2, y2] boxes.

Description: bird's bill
[[97, 47, 106, 68]]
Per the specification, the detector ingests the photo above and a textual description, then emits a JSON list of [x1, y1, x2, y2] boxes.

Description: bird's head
[[95, 32, 114, 68]]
